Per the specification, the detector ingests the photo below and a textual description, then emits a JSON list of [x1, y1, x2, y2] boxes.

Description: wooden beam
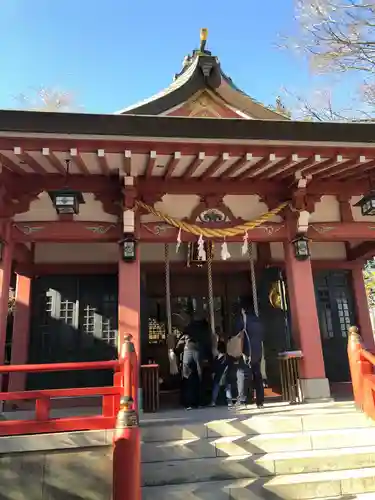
[[182, 152, 205, 178], [348, 241, 375, 261], [15, 149, 46, 175], [0, 152, 26, 175], [122, 150, 132, 175], [164, 152, 181, 179], [255, 154, 297, 180], [307, 222, 375, 241], [12, 221, 121, 242], [145, 151, 157, 177], [200, 153, 229, 179], [277, 156, 319, 181], [136, 178, 285, 196], [140, 221, 287, 242], [238, 154, 276, 181], [97, 149, 111, 175], [303, 155, 342, 177], [319, 156, 365, 179], [42, 149, 66, 174], [70, 149, 90, 175], [6, 175, 120, 196], [220, 153, 252, 179]]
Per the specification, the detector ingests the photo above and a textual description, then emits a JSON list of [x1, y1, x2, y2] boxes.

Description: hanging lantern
[[48, 189, 84, 215], [120, 234, 137, 262], [354, 193, 375, 216], [292, 235, 310, 261], [48, 159, 84, 215], [187, 241, 214, 267]]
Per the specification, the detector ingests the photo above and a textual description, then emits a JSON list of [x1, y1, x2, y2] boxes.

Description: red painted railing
[[0, 336, 141, 500], [348, 325, 375, 420], [0, 359, 123, 436]]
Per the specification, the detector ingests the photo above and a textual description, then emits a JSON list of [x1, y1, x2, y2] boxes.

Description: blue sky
[[0, 0, 353, 114]]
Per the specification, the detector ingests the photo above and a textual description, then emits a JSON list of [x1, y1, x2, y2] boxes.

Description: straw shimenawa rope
[[135, 200, 289, 238]]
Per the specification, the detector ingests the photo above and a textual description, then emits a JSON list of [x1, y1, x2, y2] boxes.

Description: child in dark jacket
[[210, 336, 233, 407]]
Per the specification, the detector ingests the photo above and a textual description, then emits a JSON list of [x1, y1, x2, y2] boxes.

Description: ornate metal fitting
[[117, 408, 139, 428], [348, 325, 362, 343]]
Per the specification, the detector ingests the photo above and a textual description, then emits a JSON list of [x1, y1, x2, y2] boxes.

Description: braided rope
[[164, 244, 172, 338], [207, 247, 215, 335], [248, 241, 259, 317], [135, 200, 288, 238]]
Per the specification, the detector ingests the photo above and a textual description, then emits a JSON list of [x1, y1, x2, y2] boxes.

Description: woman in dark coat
[[176, 317, 212, 409]]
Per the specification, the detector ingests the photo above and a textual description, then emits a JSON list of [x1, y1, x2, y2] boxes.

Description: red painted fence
[[348, 325, 375, 420], [0, 359, 122, 436]]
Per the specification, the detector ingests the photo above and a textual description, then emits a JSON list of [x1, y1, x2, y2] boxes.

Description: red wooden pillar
[[8, 273, 32, 391], [283, 240, 331, 400], [118, 194, 141, 408], [352, 264, 375, 351], [0, 223, 14, 368], [118, 253, 141, 356]]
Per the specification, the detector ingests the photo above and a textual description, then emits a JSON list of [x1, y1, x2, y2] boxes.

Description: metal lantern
[[48, 189, 84, 215], [187, 241, 214, 267], [354, 193, 375, 216], [292, 235, 310, 261], [121, 234, 137, 262]]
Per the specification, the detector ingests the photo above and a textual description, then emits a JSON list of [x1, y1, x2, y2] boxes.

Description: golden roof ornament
[[199, 28, 208, 53]]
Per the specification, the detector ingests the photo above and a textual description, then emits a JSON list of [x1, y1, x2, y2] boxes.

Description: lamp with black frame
[[292, 234, 310, 261], [120, 234, 137, 262], [354, 174, 375, 216], [48, 159, 85, 215]]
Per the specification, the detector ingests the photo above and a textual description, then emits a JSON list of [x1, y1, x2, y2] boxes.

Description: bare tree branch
[[292, 0, 375, 76], [13, 86, 83, 112], [280, 1, 375, 120]]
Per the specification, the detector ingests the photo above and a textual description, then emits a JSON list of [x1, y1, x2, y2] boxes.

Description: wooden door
[[28, 275, 118, 389], [314, 271, 356, 382]]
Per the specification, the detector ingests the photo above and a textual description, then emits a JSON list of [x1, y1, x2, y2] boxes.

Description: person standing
[[176, 317, 210, 409], [210, 335, 233, 407], [233, 298, 265, 409]]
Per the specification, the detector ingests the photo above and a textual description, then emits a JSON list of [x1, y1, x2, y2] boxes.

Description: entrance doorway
[[143, 269, 251, 396], [314, 271, 356, 382], [142, 267, 288, 403]]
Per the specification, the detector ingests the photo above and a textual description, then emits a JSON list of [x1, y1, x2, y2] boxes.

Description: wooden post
[[283, 237, 330, 400], [8, 273, 32, 391], [0, 222, 13, 367]]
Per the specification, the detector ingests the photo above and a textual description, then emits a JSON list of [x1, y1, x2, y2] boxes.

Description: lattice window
[[335, 290, 351, 338], [101, 293, 117, 345], [59, 297, 75, 326], [82, 304, 96, 336]]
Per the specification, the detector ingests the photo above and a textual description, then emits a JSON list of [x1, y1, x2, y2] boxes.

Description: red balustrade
[[0, 359, 122, 436], [348, 326, 375, 420]]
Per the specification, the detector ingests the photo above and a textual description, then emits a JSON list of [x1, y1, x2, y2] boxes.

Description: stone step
[[142, 427, 375, 461], [141, 407, 374, 442], [142, 466, 375, 500], [142, 446, 375, 486]]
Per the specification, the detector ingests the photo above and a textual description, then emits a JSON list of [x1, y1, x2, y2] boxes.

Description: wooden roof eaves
[[2, 110, 375, 147]]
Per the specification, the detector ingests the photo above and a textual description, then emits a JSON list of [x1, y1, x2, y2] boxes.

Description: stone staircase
[[141, 401, 375, 500]]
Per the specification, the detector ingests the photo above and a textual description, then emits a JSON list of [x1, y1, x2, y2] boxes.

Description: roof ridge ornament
[[199, 28, 208, 53]]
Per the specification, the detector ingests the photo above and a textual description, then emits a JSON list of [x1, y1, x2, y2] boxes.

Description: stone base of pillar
[[300, 377, 331, 402]]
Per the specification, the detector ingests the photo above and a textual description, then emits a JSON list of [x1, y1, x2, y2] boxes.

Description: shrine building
[[1, 29, 375, 404]]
